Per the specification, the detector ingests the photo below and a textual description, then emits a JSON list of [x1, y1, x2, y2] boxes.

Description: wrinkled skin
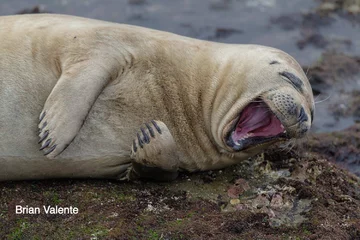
[[0, 14, 314, 181]]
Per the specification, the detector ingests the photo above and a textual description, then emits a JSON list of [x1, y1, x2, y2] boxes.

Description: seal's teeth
[[280, 124, 287, 134], [244, 133, 253, 139], [236, 133, 254, 145], [235, 139, 243, 146]]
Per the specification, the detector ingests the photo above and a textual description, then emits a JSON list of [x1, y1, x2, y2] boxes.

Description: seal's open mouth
[[226, 100, 288, 151]]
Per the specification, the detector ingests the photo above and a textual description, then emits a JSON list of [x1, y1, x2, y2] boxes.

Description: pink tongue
[[232, 101, 284, 142]]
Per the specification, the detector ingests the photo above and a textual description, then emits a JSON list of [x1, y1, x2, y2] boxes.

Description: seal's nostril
[[298, 107, 308, 123]]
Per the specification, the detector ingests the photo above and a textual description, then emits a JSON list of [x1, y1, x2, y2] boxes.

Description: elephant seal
[[0, 14, 314, 181]]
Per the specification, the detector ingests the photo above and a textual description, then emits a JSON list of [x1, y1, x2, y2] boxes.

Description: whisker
[[314, 93, 331, 104], [286, 144, 294, 154], [279, 139, 296, 153], [286, 120, 301, 129]]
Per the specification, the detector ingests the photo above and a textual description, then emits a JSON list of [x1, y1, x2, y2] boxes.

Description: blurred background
[[1, 0, 359, 133]]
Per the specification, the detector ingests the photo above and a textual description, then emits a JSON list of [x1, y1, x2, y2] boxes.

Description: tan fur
[[0, 14, 314, 181]]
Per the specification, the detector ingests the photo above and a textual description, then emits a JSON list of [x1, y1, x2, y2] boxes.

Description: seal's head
[[211, 45, 314, 156]]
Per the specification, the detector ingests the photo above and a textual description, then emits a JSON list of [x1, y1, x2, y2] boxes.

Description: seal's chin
[[226, 100, 288, 151]]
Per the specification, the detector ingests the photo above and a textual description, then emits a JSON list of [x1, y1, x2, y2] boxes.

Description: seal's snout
[[265, 90, 312, 138], [271, 92, 297, 117]]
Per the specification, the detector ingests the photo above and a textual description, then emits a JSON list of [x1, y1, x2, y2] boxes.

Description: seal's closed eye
[[279, 71, 304, 93], [270, 60, 280, 65]]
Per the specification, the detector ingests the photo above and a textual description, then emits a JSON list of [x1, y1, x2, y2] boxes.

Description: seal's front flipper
[[38, 60, 118, 158], [120, 120, 180, 181]]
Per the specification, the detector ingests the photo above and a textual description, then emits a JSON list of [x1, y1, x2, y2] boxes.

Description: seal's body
[[0, 14, 314, 181]]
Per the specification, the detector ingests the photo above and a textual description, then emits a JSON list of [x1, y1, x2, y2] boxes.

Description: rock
[[230, 199, 240, 205]]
